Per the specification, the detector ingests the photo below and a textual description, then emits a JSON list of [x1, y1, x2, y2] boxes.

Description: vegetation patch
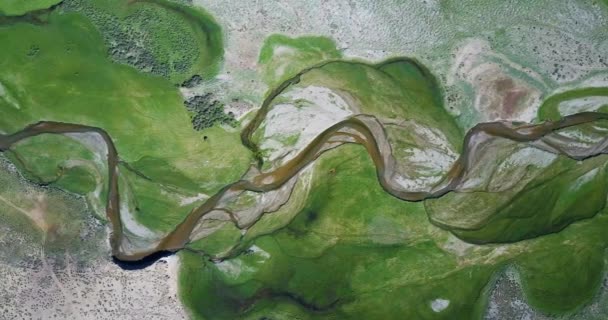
[[0, 155, 98, 253], [178, 145, 495, 319], [537, 87, 608, 120], [119, 163, 206, 233], [60, 0, 223, 84], [184, 93, 237, 131], [0, 0, 62, 16], [179, 142, 608, 319], [258, 34, 342, 87], [0, 11, 250, 197]]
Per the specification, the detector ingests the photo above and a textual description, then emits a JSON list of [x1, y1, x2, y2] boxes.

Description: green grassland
[[0, 154, 97, 252], [0, 11, 250, 191], [179, 145, 496, 320], [299, 59, 462, 143], [256, 35, 462, 146], [179, 144, 608, 319], [253, 39, 463, 174], [2, 3, 608, 319], [6, 134, 102, 194], [427, 153, 608, 244], [513, 209, 608, 315], [0, 0, 61, 16], [119, 162, 209, 233], [0, 11, 250, 230], [177, 33, 608, 319], [517, 243, 605, 314], [187, 221, 242, 257], [61, 0, 224, 84], [537, 87, 608, 120], [258, 34, 342, 87]]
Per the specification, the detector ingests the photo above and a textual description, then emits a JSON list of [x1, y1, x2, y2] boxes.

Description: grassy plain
[[179, 145, 496, 319], [2, 3, 608, 319], [0, 0, 61, 16], [62, 0, 224, 84], [180, 141, 608, 319], [537, 87, 608, 120], [258, 34, 342, 87], [0, 11, 250, 230], [427, 154, 608, 244]]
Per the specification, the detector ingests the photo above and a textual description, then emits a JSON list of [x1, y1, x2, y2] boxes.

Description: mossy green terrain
[[179, 145, 495, 320], [0, 0, 61, 16], [0, 155, 97, 252], [427, 153, 608, 244], [179, 144, 608, 319], [299, 59, 463, 146], [118, 163, 210, 233], [538, 87, 608, 121], [0, 11, 250, 230], [517, 244, 605, 314], [0, 11, 249, 190], [61, 0, 224, 84], [187, 221, 242, 256], [175, 31, 608, 319], [6, 134, 100, 192], [2, 1, 608, 319], [258, 34, 342, 87]]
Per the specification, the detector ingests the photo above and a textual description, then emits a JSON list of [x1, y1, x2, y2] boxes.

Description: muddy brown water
[[1, 57, 607, 261], [1, 111, 607, 261]]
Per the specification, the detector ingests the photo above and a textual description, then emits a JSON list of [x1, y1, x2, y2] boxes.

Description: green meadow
[[1, 2, 608, 319], [0, 11, 250, 231], [62, 0, 224, 84], [0, 0, 61, 16], [180, 144, 608, 319]]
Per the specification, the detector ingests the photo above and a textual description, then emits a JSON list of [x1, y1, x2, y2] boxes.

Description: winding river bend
[[1, 109, 608, 261], [0, 49, 606, 260]]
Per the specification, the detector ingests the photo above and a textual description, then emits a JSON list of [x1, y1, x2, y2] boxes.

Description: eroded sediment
[[2, 109, 608, 261]]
